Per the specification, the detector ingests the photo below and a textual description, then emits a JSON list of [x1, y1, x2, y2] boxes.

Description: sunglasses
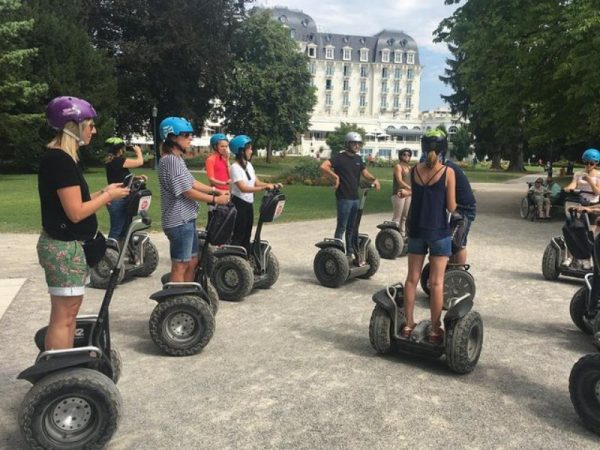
[[178, 132, 193, 138], [584, 161, 596, 166]]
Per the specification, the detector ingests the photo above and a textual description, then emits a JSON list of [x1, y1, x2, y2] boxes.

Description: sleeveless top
[[392, 164, 411, 195], [574, 172, 600, 203], [408, 165, 450, 241]]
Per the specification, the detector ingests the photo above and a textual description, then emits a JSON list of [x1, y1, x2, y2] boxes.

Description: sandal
[[428, 328, 444, 344], [401, 323, 415, 338]]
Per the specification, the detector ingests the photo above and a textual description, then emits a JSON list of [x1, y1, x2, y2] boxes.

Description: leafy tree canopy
[[326, 123, 366, 157]]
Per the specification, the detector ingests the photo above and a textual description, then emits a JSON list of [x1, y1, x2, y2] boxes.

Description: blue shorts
[[164, 220, 198, 262], [408, 236, 452, 257]]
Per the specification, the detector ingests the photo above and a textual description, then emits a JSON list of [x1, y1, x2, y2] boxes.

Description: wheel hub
[[467, 324, 481, 360], [445, 276, 472, 298], [324, 258, 338, 275], [168, 312, 196, 338], [595, 378, 600, 403], [51, 397, 92, 432], [223, 268, 240, 287]]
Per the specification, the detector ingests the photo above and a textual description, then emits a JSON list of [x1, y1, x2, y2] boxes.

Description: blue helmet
[[582, 148, 600, 163], [229, 135, 252, 155], [210, 133, 229, 149], [159, 117, 194, 141]]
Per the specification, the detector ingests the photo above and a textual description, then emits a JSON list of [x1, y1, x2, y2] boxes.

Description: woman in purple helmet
[[38, 96, 130, 350]]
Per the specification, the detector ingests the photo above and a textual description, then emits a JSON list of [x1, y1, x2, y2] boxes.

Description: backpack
[[450, 213, 469, 254], [206, 203, 237, 246]]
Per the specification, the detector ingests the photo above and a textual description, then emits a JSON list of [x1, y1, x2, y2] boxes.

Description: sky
[[255, 0, 460, 111]]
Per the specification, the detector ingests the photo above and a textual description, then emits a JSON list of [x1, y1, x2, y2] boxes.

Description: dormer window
[[360, 48, 369, 62], [407, 52, 415, 64], [343, 47, 352, 61], [381, 50, 390, 63], [307, 45, 316, 58], [325, 46, 334, 60], [394, 50, 402, 63]]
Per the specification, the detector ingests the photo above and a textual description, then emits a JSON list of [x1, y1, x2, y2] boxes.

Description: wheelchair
[[520, 181, 565, 221]]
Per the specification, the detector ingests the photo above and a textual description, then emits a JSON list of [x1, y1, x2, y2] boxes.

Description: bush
[[275, 158, 332, 186]]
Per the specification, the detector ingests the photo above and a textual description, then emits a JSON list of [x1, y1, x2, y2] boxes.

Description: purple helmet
[[46, 96, 97, 130]]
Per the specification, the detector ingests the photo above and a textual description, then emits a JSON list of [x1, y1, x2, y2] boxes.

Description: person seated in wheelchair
[[544, 175, 563, 205], [529, 177, 551, 219]]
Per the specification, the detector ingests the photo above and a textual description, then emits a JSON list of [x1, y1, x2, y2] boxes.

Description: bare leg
[[184, 256, 199, 282], [45, 295, 83, 350], [428, 255, 449, 333], [404, 253, 426, 329], [450, 248, 467, 265], [170, 261, 189, 282]]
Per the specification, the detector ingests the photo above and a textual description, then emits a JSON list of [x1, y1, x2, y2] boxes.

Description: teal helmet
[[582, 148, 600, 164], [210, 133, 229, 149], [421, 129, 448, 155], [159, 117, 194, 141], [229, 135, 252, 156]]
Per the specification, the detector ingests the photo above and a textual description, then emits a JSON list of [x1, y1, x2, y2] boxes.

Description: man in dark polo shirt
[[321, 132, 381, 262]]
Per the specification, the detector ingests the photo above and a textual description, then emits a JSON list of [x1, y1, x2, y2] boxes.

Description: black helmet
[[421, 129, 448, 155]]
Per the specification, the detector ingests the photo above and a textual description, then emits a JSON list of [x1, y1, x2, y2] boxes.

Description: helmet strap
[[62, 127, 84, 146]]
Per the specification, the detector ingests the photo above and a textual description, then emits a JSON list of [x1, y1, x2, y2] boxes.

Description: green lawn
[[0, 159, 530, 233]]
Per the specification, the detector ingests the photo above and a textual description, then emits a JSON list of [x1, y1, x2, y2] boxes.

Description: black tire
[[110, 348, 122, 384], [160, 272, 170, 286], [569, 353, 600, 435], [313, 247, 349, 288], [541, 242, 560, 280], [358, 244, 380, 279], [19, 368, 122, 450], [255, 252, 280, 289], [136, 240, 159, 277], [149, 295, 215, 356], [369, 305, 404, 354], [444, 269, 476, 307], [206, 279, 219, 315], [420, 263, 431, 296], [570, 287, 593, 334], [399, 238, 409, 257], [445, 310, 484, 374], [89, 248, 123, 289], [375, 228, 403, 260], [520, 197, 530, 219], [212, 255, 254, 301]]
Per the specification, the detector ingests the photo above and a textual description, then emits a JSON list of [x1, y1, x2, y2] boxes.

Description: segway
[[420, 212, 476, 307], [90, 175, 159, 288], [314, 185, 380, 288], [569, 353, 600, 435], [17, 185, 153, 449], [368, 282, 483, 374], [375, 221, 407, 259], [211, 186, 285, 301], [148, 203, 237, 356], [543, 201, 595, 281]]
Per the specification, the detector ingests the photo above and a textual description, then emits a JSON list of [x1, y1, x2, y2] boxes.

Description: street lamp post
[[152, 106, 158, 169]]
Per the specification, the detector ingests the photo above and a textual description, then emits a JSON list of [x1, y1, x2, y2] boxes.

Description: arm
[[361, 168, 381, 191], [234, 179, 273, 193], [122, 145, 144, 169], [320, 159, 340, 189], [58, 184, 130, 223], [183, 187, 229, 205], [445, 168, 457, 213], [564, 175, 578, 191], [394, 164, 411, 190], [205, 156, 230, 188]]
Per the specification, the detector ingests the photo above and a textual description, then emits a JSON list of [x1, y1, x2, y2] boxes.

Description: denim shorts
[[408, 236, 452, 257], [164, 220, 198, 262], [37, 231, 89, 296]]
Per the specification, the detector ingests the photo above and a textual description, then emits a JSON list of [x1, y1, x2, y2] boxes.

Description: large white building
[[270, 7, 465, 161]]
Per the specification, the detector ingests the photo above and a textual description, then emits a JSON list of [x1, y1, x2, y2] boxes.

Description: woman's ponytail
[[426, 150, 438, 168]]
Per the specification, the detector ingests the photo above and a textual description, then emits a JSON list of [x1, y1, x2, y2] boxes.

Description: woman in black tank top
[[403, 131, 456, 343]]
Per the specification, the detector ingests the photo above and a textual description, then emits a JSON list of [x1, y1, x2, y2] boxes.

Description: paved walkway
[[1, 179, 598, 449]]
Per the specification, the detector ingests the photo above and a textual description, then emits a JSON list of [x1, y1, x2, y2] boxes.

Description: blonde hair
[[46, 119, 93, 162], [426, 151, 438, 168]]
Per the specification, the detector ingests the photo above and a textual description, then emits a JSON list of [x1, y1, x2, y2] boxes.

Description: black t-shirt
[[444, 160, 476, 208], [38, 149, 98, 241], [105, 156, 130, 184], [331, 151, 365, 200]]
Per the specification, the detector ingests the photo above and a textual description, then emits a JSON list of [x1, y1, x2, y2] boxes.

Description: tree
[[326, 123, 366, 157], [450, 126, 471, 161], [221, 10, 316, 163], [0, 0, 47, 172]]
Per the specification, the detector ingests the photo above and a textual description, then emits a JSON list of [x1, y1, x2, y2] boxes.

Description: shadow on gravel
[[501, 269, 583, 287]]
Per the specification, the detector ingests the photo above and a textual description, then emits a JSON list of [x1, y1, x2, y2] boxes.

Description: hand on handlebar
[[105, 183, 130, 201], [214, 192, 230, 205]]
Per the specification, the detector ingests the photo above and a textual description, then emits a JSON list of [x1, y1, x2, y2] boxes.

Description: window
[[382, 67, 388, 79], [394, 68, 402, 79], [308, 46, 316, 58], [325, 79, 333, 90], [407, 52, 415, 64], [343, 79, 350, 91], [407, 69, 414, 80], [325, 93, 332, 106], [360, 65, 369, 77], [360, 148, 372, 159], [360, 49, 368, 62], [394, 51, 402, 63], [343, 48, 352, 61], [308, 62, 316, 75], [382, 50, 390, 63], [359, 94, 367, 107], [342, 93, 350, 107], [343, 64, 351, 77], [360, 79, 367, 92], [406, 81, 413, 94], [326, 63, 334, 76], [379, 148, 392, 159], [380, 95, 387, 108], [393, 80, 400, 93], [405, 96, 412, 109], [393, 95, 400, 109], [381, 80, 388, 93], [290, 29, 295, 39], [325, 46, 334, 59]]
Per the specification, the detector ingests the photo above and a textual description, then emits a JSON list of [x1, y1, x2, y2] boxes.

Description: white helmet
[[344, 131, 363, 145]]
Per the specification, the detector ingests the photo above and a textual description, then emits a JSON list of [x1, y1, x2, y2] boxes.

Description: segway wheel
[[570, 287, 593, 334], [520, 197, 530, 219], [149, 295, 215, 356], [445, 310, 483, 374], [541, 243, 560, 280], [136, 240, 159, 277], [358, 244, 381, 279], [369, 305, 404, 354], [255, 252, 280, 289], [375, 228, 403, 260], [212, 255, 254, 301], [420, 263, 431, 296], [444, 268, 476, 307], [569, 353, 600, 435], [160, 272, 170, 285], [110, 348, 122, 384], [19, 368, 122, 449], [206, 279, 219, 315], [313, 247, 349, 288], [89, 248, 124, 289]]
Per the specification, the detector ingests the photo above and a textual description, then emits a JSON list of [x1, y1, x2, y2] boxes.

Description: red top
[[205, 153, 230, 191]]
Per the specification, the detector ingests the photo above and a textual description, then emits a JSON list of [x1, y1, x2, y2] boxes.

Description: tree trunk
[[266, 139, 272, 163], [507, 140, 526, 172], [490, 152, 502, 170]]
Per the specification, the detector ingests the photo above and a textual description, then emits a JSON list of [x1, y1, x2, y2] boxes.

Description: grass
[[0, 158, 531, 233]]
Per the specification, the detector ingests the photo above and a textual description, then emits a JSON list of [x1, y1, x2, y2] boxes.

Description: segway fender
[[18, 355, 98, 384], [150, 286, 208, 302], [372, 283, 404, 313], [213, 245, 247, 258], [376, 221, 399, 231], [444, 294, 473, 324], [315, 238, 345, 252]]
